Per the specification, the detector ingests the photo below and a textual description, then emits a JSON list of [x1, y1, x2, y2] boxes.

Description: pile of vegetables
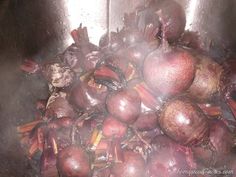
[[18, 0, 236, 176]]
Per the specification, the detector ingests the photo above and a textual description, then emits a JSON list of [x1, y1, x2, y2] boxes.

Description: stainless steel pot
[[0, 0, 235, 176]]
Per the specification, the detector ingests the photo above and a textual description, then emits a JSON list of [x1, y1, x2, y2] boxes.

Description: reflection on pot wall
[[0, 0, 235, 57]]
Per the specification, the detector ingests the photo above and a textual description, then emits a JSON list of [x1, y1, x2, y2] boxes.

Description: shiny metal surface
[[0, 0, 235, 176]]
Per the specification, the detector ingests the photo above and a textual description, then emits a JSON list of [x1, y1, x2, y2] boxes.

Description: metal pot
[[0, 0, 235, 176]]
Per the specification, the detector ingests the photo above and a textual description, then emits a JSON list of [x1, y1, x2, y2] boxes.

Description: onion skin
[[102, 116, 127, 138], [188, 54, 223, 102], [57, 146, 90, 177], [147, 135, 196, 177], [106, 89, 141, 124], [159, 97, 209, 146], [143, 48, 196, 97], [111, 150, 146, 177]]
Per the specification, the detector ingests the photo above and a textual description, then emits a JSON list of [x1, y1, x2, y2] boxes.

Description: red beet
[[40, 146, 58, 177], [119, 29, 144, 46], [159, 97, 209, 146], [71, 75, 108, 111], [111, 150, 146, 177], [143, 47, 196, 97], [151, 0, 186, 42], [147, 135, 196, 177], [42, 62, 75, 88], [102, 116, 127, 138], [192, 119, 233, 166], [46, 92, 76, 119], [133, 111, 158, 131], [124, 42, 157, 68], [62, 44, 84, 74], [83, 51, 103, 71], [106, 89, 141, 124], [99, 31, 123, 51], [188, 54, 223, 102], [57, 146, 90, 177]]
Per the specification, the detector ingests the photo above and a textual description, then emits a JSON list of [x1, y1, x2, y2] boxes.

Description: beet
[[192, 119, 233, 166], [57, 146, 90, 177], [133, 111, 159, 131], [149, 0, 186, 42], [102, 115, 128, 138], [147, 135, 196, 177], [188, 54, 223, 102], [111, 150, 146, 177], [159, 96, 209, 146], [42, 62, 75, 88], [106, 89, 141, 124], [143, 47, 196, 97], [71, 75, 108, 111], [46, 92, 76, 119]]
